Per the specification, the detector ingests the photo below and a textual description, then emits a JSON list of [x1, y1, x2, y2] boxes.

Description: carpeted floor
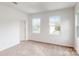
[[0, 40, 78, 56]]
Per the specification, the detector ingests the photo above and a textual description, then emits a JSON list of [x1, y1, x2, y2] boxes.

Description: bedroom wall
[[74, 3, 79, 54], [28, 7, 74, 47], [0, 4, 28, 51]]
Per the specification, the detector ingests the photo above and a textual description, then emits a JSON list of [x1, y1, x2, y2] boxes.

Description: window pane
[[32, 18, 40, 33], [49, 16, 61, 35]]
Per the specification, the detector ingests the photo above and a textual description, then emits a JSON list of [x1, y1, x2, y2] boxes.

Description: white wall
[[0, 20, 20, 51], [28, 7, 74, 47], [20, 20, 28, 41], [74, 3, 79, 54], [0, 5, 28, 51], [20, 20, 27, 41]]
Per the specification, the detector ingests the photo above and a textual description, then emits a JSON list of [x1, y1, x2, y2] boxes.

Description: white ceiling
[[0, 2, 76, 14]]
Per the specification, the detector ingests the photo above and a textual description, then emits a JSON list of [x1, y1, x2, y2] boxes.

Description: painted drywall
[[74, 3, 79, 54], [28, 7, 74, 47], [0, 4, 28, 51], [0, 20, 20, 51], [20, 20, 28, 41]]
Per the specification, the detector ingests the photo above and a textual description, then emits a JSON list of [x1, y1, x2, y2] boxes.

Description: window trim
[[32, 18, 41, 33], [49, 16, 61, 35]]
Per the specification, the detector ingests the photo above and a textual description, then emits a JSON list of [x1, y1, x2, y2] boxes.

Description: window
[[32, 18, 40, 33], [49, 16, 61, 35]]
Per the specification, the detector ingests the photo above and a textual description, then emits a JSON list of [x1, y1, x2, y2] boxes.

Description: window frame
[[49, 16, 61, 35], [32, 18, 41, 33]]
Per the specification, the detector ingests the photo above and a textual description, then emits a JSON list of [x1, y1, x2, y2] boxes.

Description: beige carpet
[[0, 40, 78, 56]]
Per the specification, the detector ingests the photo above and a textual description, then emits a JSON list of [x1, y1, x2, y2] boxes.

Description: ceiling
[[0, 2, 76, 14]]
